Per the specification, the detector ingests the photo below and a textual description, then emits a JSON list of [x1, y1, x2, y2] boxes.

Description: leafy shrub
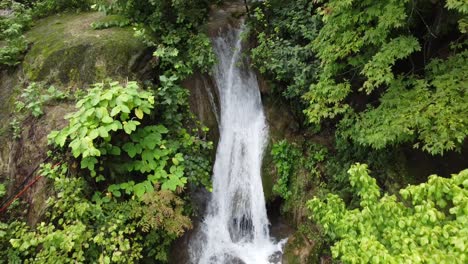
[[250, 0, 320, 100], [272, 140, 327, 200], [271, 140, 302, 200], [15, 82, 67, 118], [0, 1, 32, 66], [303, 0, 467, 154], [31, 0, 91, 17], [308, 163, 468, 263], [0, 162, 190, 263], [0, 183, 5, 198], [339, 50, 468, 155], [48, 80, 209, 196], [9, 82, 67, 139]]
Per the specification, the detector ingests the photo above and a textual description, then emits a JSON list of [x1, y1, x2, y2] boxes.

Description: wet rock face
[[9, 104, 75, 225], [0, 69, 19, 181], [182, 72, 220, 150], [205, 1, 247, 37], [282, 227, 329, 264]]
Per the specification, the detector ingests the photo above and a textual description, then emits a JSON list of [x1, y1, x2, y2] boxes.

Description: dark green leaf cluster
[[0, 1, 32, 65], [96, 0, 216, 78], [271, 140, 327, 201], [250, 0, 320, 106]]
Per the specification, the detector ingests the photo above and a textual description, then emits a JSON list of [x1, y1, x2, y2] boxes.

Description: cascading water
[[189, 22, 286, 264]]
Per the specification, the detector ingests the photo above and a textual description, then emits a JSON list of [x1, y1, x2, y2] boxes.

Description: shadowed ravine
[[188, 23, 286, 264]]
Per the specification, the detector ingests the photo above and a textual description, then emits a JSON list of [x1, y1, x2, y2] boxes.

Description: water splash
[[189, 23, 285, 264]]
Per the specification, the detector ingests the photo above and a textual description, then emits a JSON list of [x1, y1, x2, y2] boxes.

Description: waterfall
[[189, 22, 285, 264]]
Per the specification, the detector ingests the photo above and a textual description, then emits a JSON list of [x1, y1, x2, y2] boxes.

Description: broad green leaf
[[135, 108, 144, 119]]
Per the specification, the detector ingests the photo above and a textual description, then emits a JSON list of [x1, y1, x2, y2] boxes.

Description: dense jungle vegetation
[[0, 0, 467, 263]]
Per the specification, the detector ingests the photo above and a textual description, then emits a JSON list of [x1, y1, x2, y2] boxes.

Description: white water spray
[[189, 23, 285, 264]]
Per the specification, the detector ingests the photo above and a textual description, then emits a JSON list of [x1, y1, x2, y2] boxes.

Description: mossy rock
[[282, 225, 329, 264], [23, 12, 150, 86]]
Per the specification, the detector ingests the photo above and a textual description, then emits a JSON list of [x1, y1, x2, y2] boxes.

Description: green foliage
[[446, 0, 468, 14], [1, 77, 212, 263], [253, 0, 467, 155], [272, 140, 327, 200], [48, 80, 203, 197], [49, 81, 154, 160], [9, 118, 21, 139], [308, 163, 468, 263], [31, 0, 91, 17], [0, 1, 216, 262], [324, 138, 409, 199], [340, 50, 468, 155], [0, 1, 32, 66], [0, 162, 190, 263], [15, 82, 67, 117], [0, 183, 5, 198], [271, 140, 302, 200], [95, 0, 216, 78], [250, 0, 320, 100], [9, 82, 67, 139], [303, 0, 467, 154], [304, 0, 419, 123]]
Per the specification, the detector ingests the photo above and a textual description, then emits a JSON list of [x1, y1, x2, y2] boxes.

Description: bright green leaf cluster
[[0, 183, 5, 198], [340, 50, 468, 155], [254, 0, 467, 155], [271, 140, 302, 200], [49, 81, 153, 176], [304, 0, 415, 123], [308, 163, 468, 263]]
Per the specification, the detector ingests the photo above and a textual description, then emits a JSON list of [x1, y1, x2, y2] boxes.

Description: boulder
[[23, 12, 151, 85]]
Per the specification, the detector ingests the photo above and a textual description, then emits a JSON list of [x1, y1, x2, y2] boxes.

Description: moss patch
[[23, 12, 147, 86]]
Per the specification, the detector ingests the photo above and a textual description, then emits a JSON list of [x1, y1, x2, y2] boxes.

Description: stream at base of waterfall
[[188, 23, 287, 264]]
